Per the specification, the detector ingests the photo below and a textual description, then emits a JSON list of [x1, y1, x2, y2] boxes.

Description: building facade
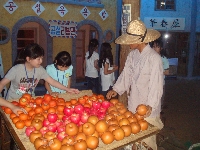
[[0, 0, 122, 89], [140, 0, 200, 78]]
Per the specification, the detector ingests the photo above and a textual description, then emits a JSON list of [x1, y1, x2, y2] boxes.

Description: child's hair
[[53, 51, 71, 67], [87, 39, 99, 59], [14, 43, 44, 65], [99, 42, 113, 68], [151, 39, 168, 58]]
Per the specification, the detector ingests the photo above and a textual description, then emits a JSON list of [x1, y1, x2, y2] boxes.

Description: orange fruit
[[34, 107, 44, 114], [49, 100, 57, 107], [24, 119, 32, 127], [19, 113, 28, 121], [47, 107, 56, 113], [4, 107, 12, 114], [12, 117, 20, 124], [10, 113, 17, 119], [15, 120, 25, 129]]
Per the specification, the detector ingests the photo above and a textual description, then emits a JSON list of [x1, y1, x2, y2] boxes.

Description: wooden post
[[118, 0, 140, 107]]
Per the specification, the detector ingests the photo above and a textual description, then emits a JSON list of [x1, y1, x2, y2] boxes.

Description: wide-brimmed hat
[[115, 20, 161, 44]]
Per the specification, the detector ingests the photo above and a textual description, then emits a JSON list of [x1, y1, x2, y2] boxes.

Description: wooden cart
[[0, 91, 160, 150]]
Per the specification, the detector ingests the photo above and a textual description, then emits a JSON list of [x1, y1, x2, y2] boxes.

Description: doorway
[[75, 25, 99, 83], [17, 22, 47, 67]]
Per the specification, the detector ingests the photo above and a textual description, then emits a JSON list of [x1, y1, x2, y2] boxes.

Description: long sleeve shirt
[[113, 44, 163, 118]]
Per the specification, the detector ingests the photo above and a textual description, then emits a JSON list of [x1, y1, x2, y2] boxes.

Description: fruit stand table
[[0, 90, 160, 150]]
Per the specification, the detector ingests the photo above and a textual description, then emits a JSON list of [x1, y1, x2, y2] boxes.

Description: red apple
[[47, 123, 57, 132], [57, 131, 67, 141], [25, 126, 36, 137], [63, 106, 74, 116], [81, 112, 90, 123], [90, 108, 98, 116], [70, 113, 81, 124], [55, 120, 63, 127], [43, 119, 50, 127], [57, 125, 66, 133], [98, 107, 107, 114], [74, 104, 84, 115], [62, 115, 71, 122], [92, 101, 101, 110], [40, 126, 49, 135], [84, 107, 91, 114], [47, 113, 58, 123], [101, 101, 111, 109]]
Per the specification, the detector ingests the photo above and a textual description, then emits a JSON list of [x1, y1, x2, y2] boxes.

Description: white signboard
[[99, 9, 108, 21], [49, 20, 77, 38], [4, 0, 18, 14], [121, 4, 131, 34], [56, 4, 68, 17], [80, 6, 91, 19], [144, 17, 185, 30], [32, 1, 45, 16]]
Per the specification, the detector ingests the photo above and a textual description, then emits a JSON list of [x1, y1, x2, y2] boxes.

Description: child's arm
[[44, 81, 55, 94], [103, 63, 118, 75], [0, 97, 27, 115], [0, 78, 10, 93], [67, 77, 71, 88], [94, 59, 100, 71], [45, 76, 79, 94]]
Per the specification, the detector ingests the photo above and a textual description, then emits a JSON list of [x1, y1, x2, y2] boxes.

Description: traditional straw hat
[[115, 20, 161, 44]]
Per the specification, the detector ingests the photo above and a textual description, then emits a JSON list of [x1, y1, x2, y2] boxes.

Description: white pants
[[143, 117, 164, 150]]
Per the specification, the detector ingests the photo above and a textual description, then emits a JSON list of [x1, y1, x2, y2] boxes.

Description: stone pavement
[[157, 79, 200, 150]]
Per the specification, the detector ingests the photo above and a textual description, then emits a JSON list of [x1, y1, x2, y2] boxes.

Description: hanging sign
[[80, 6, 91, 19], [121, 4, 131, 34], [99, 9, 108, 21], [4, 0, 18, 14], [0, 51, 7, 99], [144, 17, 185, 30], [49, 20, 77, 38], [56, 4, 68, 17], [32, 1, 45, 16]]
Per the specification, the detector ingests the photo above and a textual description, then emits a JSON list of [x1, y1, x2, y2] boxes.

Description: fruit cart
[[0, 90, 160, 150]]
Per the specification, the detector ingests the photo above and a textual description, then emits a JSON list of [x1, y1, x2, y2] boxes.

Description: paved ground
[[157, 79, 200, 150]]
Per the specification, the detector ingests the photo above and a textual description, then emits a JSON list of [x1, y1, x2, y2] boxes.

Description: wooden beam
[[118, 0, 140, 107]]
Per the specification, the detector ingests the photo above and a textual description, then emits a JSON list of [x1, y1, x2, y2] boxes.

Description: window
[[155, 0, 176, 11], [0, 25, 10, 44], [17, 29, 36, 51]]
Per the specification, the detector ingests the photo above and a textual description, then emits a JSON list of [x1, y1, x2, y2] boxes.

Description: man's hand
[[144, 105, 152, 118], [106, 89, 117, 99]]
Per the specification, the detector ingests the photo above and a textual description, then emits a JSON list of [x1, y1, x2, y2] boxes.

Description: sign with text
[[56, 4, 68, 17], [32, 1, 45, 16], [99, 9, 108, 21], [49, 20, 77, 38], [4, 0, 18, 14], [144, 17, 185, 30], [80, 6, 91, 19], [121, 4, 131, 34]]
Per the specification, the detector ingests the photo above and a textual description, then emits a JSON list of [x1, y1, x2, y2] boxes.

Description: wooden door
[[76, 30, 85, 82]]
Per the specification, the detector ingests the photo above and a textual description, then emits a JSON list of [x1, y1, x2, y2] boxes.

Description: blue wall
[[140, 0, 200, 32]]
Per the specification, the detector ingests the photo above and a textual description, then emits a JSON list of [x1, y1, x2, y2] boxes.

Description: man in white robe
[[107, 20, 164, 150]]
